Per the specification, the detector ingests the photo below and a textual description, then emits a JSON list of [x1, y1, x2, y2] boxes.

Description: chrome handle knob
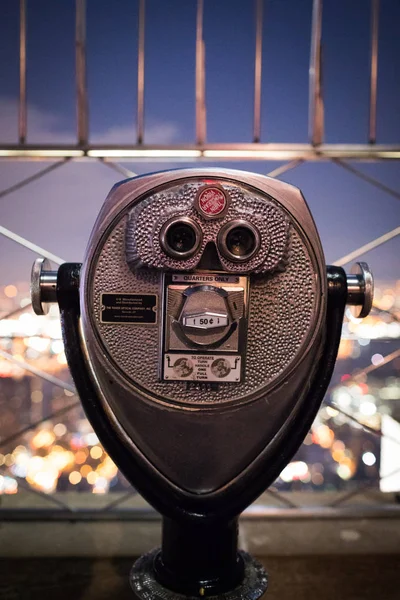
[[346, 261, 374, 318], [30, 258, 58, 315]]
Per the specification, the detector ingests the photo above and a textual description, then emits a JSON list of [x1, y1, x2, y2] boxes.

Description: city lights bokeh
[[0, 279, 399, 496]]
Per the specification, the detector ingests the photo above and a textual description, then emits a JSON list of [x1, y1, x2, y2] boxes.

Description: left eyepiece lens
[[161, 217, 202, 259]]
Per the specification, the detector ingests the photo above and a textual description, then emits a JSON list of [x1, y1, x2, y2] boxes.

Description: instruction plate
[[101, 293, 158, 324], [163, 354, 241, 382]]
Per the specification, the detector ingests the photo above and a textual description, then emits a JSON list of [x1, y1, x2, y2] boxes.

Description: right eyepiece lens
[[226, 226, 256, 258], [219, 221, 260, 262]]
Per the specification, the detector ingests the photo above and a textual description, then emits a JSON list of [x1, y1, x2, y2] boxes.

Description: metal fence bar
[[333, 226, 400, 266], [328, 483, 375, 508], [0, 469, 76, 512], [103, 489, 136, 511], [369, 0, 380, 144], [0, 304, 30, 321], [309, 0, 324, 145], [253, 0, 263, 143], [333, 158, 400, 202], [266, 159, 304, 179], [0, 400, 80, 450], [325, 400, 400, 449], [137, 0, 146, 144], [328, 347, 400, 395], [377, 305, 400, 323], [329, 464, 400, 507], [2, 144, 400, 161], [98, 159, 137, 178], [264, 488, 299, 509], [323, 347, 400, 449], [351, 348, 400, 380], [19, 0, 27, 144], [0, 349, 76, 394], [0, 225, 65, 264], [195, 0, 206, 145], [0, 160, 69, 200], [76, 0, 88, 146]]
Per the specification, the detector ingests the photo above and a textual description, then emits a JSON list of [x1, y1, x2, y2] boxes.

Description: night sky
[[0, 0, 399, 285]]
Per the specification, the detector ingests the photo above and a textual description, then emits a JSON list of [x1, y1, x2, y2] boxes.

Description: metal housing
[[77, 169, 327, 496]]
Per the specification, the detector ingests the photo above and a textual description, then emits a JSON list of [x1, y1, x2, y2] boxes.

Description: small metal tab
[[31, 258, 58, 315], [346, 261, 374, 318]]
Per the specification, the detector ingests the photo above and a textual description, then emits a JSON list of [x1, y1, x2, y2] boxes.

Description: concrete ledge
[[1, 514, 400, 558], [1, 491, 399, 557]]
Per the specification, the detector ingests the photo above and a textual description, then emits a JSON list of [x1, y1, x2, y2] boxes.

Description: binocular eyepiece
[[31, 168, 373, 599]]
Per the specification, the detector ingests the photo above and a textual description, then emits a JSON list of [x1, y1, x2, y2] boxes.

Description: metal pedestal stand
[[129, 517, 268, 600]]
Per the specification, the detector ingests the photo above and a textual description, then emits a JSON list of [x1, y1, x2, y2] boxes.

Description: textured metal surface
[[126, 182, 289, 274], [130, 549, 268, 600], [90, 179, 319, 406]]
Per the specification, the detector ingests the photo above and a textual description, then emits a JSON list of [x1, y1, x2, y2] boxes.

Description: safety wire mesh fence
[[0, 0, 399, 517]]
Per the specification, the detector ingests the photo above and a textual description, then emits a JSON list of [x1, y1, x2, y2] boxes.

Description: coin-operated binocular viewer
[[31, 169, 373, 599]]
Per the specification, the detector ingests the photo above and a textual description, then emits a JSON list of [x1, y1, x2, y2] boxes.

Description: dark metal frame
[[57, 263, 346, 522]]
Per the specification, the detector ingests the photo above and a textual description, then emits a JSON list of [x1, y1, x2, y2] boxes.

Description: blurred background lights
[[0, 277, 397, 497], [87, 471, 98, 485], [90, 445, 103, 460], [279, 461, 309, 483], [74, 450, 87, 464], [51, 340, 64, 354], [32, 429, 55, 448], [371, 353, 384, 366], [31, 390, 43, 403], [93, 476, 108, 494], [56, 352, 68, 365], [4, 285, 17, 298], [80, 465, 92, 477], [337, 464, 352, 480], [20, 297, 31, 308], [86, 433, 99, 446], [362, 452, 377, 466], [0, 475, 18, 494], [53, 423, 67, 437], [334, 390, 352, 408], [69, 471, 82, 485], [359, 400, 377, 416]]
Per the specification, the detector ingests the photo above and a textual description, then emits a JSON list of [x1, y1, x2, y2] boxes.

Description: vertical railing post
[[75, 0, 88, 147], [253, 0, 263, 143], [19, 0, 27, 144], [137, 0, 146, 145], [308, 0, 324, 146], [368, 0, 380, 144], [195, 0, 206, 145]]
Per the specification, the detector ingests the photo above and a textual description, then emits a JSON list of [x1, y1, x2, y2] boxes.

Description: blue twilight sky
[[0, 0, 399, 285]]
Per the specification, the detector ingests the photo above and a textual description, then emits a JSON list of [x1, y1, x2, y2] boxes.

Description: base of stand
[[130, 549, 268, 600]]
